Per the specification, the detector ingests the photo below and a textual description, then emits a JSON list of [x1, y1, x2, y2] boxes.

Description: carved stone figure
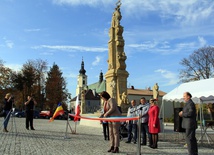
[[152, 83, 159, 100], [111, 1, 122, 27], [120, 92, 129, 104], [110, 79, 116, 98]]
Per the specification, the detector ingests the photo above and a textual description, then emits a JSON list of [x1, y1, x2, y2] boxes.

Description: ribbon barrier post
[[74, 121, 77, 133], [128, 106, 144, 155], [137, 112, 142, 155], [64, 113, 70, 139], [64, 112, 76, 139]]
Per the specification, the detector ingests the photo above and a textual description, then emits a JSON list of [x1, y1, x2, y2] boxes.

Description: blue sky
[[0, 0, 214, 98]]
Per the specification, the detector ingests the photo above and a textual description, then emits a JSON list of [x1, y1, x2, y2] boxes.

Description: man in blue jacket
[[126, 100, 138, 144]]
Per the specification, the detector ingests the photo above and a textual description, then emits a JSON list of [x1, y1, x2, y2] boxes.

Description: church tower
[[105, 1, 129, 107], [76, 59, 88, 96]]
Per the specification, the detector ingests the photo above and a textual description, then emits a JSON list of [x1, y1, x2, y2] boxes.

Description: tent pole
[[161, 99, 165, 140], [200, 100, 203, 144]]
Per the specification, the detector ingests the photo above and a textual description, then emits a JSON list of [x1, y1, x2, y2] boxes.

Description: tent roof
[[163, 78, 214, 103]]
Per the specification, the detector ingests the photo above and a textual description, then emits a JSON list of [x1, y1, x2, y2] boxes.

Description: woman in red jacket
[[148, 99, 160, 149]]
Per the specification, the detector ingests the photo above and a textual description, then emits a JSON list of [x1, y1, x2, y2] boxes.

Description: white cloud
[[175, 42, 196, 52], [5, 40, 14, 48], [92, 56, 101, 66], [24, 29, 41, 32], [5, 64, 22, 71], [124, 24, 214, 45], [40, 52, 54, 56], [155, 69, 179, 86], [32, 45, 108, 53], [1, 38, 14, 49], [198, 36, 207, 47], [123, 0, 214, 26], [126, 40, 197, 55], [128, 41, 158, 49], [52, 0, 214, 26], [52, 0, 114, 7]]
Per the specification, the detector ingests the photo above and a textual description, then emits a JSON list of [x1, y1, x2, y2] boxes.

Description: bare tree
[[12, 59, 48, 109], [179, 46, 214, 83], [32, 59, 48, 110]]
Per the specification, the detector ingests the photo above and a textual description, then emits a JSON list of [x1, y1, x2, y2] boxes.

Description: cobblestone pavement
[[0, 117, 214, 155]]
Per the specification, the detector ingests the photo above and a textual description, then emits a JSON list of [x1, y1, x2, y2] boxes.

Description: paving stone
[[0, 118, 214, 155]]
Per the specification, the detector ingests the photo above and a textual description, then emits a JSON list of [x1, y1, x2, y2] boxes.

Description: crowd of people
[[2, 91, 198, 155], [100, 92, 161, 154], [100, 91, 198, 155], [125, 97, 160, 149]]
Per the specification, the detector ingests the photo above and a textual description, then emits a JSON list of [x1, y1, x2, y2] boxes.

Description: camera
[[10, 96, 14, 100]]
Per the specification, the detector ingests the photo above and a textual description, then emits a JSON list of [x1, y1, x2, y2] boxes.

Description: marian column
[[105, 1, 129, 109]]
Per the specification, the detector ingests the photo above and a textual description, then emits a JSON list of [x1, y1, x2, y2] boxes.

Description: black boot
[[151, 134, 158, 149], [151, 144, 157, 149], [107, 146, 114, 152], [3, 128, 8, 132], [112, 147, 119, 153]]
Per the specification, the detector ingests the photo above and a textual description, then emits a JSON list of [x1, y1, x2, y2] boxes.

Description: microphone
[[130, 106, 144, 113]]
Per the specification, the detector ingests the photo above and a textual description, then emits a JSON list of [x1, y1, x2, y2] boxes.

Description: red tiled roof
[[127, 88, 166, 96]]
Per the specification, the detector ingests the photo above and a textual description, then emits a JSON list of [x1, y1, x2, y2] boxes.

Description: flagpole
[[64, 112, 70, 139], [74, 121, 77, 133], [64, 115, 69, 139], [74, 94, 79, 133]]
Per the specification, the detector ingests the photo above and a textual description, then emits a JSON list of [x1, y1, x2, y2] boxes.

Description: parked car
[[33, 110, 40, 118], [15, 110, 40, 118], [15, 111, 25, 118], [55, 111, 64, 120], [39, 110, 52, 119]]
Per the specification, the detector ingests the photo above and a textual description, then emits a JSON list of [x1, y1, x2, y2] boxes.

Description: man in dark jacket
[[179, 92, 198, 155], [24, 95, 37, 130]]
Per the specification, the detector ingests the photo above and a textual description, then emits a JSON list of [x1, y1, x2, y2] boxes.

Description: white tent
[[163, 78, 214, 103], [161, 78, 214, 143]]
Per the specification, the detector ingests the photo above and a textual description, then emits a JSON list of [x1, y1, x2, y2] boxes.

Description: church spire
[[79, 58, 86, 75], [76, 58, 88, 96]]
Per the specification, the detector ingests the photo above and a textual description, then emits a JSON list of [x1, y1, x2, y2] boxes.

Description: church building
[[70, 59, 166, 114]]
